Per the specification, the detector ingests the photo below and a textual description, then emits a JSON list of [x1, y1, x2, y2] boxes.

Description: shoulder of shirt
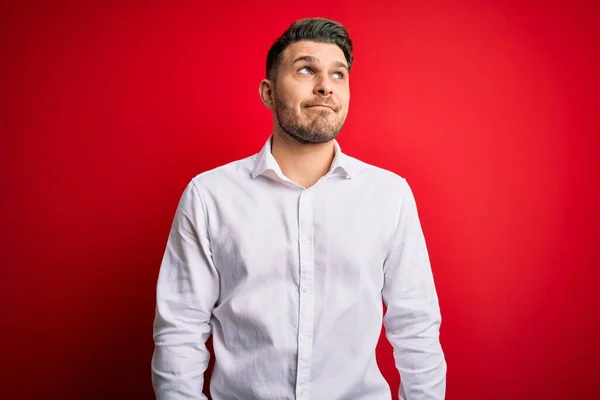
[[344, 153, 409, 185], [187, 153, 258, 191]]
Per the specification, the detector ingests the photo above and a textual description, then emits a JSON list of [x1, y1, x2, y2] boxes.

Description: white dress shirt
[[152, 134, 446, 400]]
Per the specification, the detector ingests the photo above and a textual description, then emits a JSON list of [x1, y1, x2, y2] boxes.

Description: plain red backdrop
[[1, 1, 599, 399]]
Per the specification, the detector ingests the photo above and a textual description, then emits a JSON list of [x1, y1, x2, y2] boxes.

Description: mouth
[[307, 105, 335, 111]]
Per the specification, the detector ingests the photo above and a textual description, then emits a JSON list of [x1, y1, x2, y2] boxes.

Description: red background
[[1, 1, 599, 399]]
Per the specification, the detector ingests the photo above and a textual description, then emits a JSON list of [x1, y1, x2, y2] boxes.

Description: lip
[[307, 105, 335, 111]]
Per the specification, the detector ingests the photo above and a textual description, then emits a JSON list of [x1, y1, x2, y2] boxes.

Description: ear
[[259, 79, 274, 110]]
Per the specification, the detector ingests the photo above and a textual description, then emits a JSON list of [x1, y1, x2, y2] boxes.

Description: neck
[[271, 131, 336, 189]]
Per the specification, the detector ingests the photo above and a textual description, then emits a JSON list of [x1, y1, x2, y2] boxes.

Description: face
[[262, 41, 350, 144]]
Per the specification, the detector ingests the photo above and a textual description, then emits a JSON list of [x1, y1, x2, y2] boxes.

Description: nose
[[313, 74, 333, 97]]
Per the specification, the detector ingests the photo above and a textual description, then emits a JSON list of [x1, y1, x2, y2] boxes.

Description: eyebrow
[[291, 55, 349, 72]]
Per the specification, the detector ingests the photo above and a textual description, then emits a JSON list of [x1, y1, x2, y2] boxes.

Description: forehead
[[281, 41, 347, 66]]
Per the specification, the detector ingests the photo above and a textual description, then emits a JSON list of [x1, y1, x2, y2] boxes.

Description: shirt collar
[[251, 134, 354, 181]]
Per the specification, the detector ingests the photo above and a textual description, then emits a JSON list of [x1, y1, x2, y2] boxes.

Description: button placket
[[295, 189, 315, 398]]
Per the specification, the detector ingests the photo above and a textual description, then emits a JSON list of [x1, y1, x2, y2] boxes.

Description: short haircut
[[265, 18, 354, 81]]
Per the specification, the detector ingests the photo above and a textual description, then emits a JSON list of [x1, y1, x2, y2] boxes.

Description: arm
[[382, 178, 446, 400], [151, 180, 219, 400]]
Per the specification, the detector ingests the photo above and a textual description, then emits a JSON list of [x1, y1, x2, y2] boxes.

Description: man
[[152, 17, 446, 400]]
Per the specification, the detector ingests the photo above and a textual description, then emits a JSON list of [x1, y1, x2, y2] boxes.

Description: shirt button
[[299, 335, 310, 343], [299, 237, 310, 244], [301, 285, 312, 293]]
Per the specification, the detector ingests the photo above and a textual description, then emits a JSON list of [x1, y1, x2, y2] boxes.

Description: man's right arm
[[152, 180, 219, 400]]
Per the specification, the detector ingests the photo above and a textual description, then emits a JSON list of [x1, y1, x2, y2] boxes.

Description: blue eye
[[298, 67, 345, 79]]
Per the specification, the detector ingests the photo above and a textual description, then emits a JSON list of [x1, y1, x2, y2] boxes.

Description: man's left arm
[[381, 178, 447, 400]]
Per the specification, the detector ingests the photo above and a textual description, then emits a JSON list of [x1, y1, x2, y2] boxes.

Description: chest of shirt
[[201, 177, 397, 298]]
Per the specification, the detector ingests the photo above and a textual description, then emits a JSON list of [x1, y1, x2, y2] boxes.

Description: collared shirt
[[152, 134, 446, 400]]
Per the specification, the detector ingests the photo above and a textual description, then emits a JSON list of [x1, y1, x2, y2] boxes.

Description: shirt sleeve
[[151, 180, 220, 400], [381, 178, 447, 400]]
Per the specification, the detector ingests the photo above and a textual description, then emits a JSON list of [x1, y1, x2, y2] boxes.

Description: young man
[[152, 18, 446, 400]]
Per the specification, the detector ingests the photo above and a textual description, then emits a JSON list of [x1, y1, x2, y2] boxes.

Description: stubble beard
[[273, 88, 346, 145]]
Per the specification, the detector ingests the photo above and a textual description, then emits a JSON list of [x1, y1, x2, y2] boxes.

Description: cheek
[[279, 93, 304, 112], [340, 88, 350, 106], [278, 78, 310, 103]]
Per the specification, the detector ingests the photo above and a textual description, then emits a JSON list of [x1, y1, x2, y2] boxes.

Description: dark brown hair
[[266, 18, 354, 81]]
